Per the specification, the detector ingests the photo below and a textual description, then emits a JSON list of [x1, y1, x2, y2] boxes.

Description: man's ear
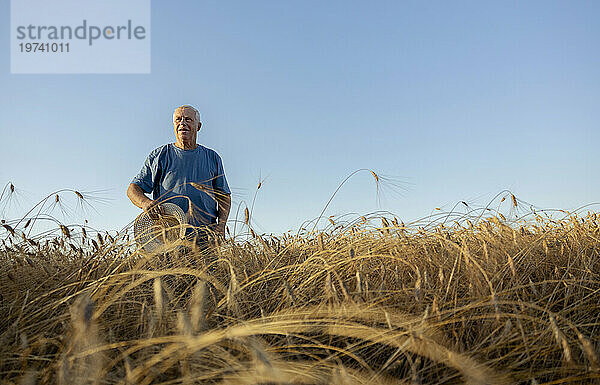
[[197, 122, 202, 131]]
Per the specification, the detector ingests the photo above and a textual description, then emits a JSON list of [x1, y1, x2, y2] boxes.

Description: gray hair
[[174, 105, 201, 122]]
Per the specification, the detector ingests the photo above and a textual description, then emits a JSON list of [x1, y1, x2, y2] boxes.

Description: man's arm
[[215, 193, 231, 237], [127, 183, 163, 217]]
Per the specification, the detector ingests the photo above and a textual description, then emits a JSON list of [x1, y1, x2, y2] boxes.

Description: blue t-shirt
[[132, 143, 231, 227]]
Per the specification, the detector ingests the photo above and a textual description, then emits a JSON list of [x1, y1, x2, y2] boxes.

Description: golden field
[[1, 188, 599, 384]]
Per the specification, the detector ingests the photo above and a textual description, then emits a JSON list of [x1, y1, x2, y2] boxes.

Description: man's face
[[173, 107, 200, 144]]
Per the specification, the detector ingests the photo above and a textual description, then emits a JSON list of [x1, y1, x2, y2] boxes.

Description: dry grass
[[1, 189, 600, 384]]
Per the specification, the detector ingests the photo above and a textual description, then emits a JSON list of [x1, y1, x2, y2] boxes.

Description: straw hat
[[134, 202, 186, 252]]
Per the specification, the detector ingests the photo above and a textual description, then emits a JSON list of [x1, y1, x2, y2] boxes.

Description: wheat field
[[1, 183, 599, 384]]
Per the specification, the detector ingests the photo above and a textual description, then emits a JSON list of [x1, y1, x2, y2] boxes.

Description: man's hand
[[142, 200, 164, 220], [215, 193, 231, 241], [215, 223, 226, 237], [127, 184, 164, 220], [210, 223, 226, 247]]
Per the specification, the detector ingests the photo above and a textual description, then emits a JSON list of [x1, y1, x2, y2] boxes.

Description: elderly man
[[127, 105, 231, 244]]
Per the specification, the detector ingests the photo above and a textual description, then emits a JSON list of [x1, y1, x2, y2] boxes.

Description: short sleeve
[[213, 154, 231, 194], [131, 151, 158, 194]]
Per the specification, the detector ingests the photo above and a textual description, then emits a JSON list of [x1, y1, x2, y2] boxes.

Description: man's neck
[[174, 141, 198, 150]]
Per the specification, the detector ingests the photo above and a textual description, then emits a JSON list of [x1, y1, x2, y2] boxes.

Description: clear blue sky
[[1, 1, 599, 234]]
